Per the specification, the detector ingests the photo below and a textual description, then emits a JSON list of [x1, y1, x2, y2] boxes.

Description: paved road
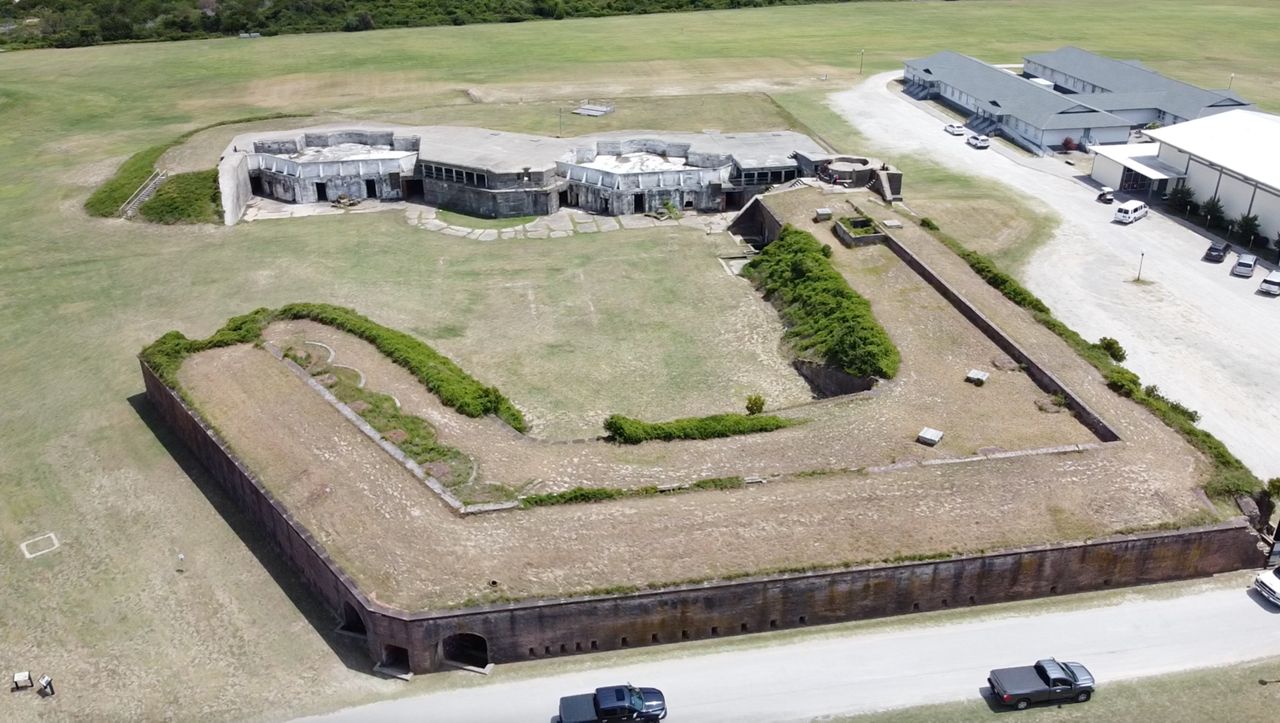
[[829, 73, 1280, 480], [302, 577, 1278, 722]]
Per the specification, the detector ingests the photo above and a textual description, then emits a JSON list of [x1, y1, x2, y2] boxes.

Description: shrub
[[745, 394, 765, 415], [744, 226, 900, 379], [1202, 196, 1225, 228], [689, 476, 746, 491], [520, 486, 630, 508], [1235, 213, 1261, 241], [138, 170, 220, 224], [1103, 366, 1142, 397], [604, 412, 797, 444], [1094, 336, 1127, 362], [1203, 468, 1261, 499], [1166, 185, 1195, 213], [919, 217, 939, 231]]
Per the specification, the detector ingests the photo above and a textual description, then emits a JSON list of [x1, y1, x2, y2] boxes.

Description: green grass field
[[2, 0, 1279, 718]]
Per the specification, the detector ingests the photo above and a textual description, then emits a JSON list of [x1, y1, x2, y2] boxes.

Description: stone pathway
[[404, 204, 733, 240]]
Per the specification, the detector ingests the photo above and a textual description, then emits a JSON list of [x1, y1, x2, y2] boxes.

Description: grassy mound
[[140, 303, 527, 432], [138, 170, 220, 224]]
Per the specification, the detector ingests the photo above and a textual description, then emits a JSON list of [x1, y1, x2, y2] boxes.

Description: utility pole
[[1136, 250, 1145, 282], [859, 49, 865, 75], [558, 106, 563, 138]]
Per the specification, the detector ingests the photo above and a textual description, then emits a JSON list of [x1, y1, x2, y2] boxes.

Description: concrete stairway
[[120, 170, 168, 219]]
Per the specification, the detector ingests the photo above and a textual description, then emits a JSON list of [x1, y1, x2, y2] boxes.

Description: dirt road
[[300, 574, 1273, 722], [828, 72, 1280, 480]]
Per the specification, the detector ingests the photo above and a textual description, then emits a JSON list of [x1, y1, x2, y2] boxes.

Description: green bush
[[520, 486, 633, 508], [138, 170, 220, 224], [745, 394, 765, 415], [278, 303, 526, 431], [689, 476, 746, 491], [1204, 468, 1261, 499], [744, 226, 900, 379], [1094, 336, 1127, 362], [604, 412, 797, 444], [919, 217, 939, 231], [1103, 366, 1142, 397]]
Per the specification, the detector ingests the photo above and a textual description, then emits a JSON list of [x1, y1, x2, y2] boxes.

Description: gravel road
[[828, 72, 1280, 480]]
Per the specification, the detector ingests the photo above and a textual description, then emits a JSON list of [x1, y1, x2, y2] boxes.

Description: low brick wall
[[144, 359, 1261, 675]]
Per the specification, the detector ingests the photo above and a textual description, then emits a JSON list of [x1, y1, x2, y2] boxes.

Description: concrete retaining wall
[[218, 152, 252, 226], [144, 355, 1261, 675]]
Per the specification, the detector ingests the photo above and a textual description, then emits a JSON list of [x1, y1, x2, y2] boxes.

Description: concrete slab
[[478, 229, 499, 241], [597, 217, 621, 232]]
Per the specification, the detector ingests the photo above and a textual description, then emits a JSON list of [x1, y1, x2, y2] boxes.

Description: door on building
[[633, 193, 646, 213], [365, 179, 378, 199], [315, 182, 328, 202]]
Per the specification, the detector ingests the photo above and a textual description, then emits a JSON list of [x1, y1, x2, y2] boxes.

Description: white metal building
[[1143, 110, 1280, 240]]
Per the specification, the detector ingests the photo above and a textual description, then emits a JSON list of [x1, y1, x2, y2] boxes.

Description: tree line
[[0, 0, 862, 49]]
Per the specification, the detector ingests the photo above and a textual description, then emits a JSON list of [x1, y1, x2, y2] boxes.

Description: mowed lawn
[[2, 1, 1279, 719]]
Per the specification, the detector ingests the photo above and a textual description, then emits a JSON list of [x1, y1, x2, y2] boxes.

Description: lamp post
[[859, 49, 865, 75], [1229, 73, 1235, 89], [1136, 250, 1145, 282]]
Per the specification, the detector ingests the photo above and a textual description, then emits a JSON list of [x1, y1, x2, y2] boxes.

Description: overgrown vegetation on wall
[[603, 412, 797, 444], [140, 303, 527, 432], [138, 170, 221, 224], [519, 476, 745, 508], [84, 112, 305, 218], [919, 219, 1259, 500], [745, 225, 900, 379], [2, 1, 882, 49]]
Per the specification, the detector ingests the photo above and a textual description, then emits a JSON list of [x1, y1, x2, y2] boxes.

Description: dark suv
[[1203, 241, 1229, 263]]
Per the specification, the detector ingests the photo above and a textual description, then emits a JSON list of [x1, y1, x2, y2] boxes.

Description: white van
[[1259, 269, 1280, 295], [1113, 200, 1148, 224]]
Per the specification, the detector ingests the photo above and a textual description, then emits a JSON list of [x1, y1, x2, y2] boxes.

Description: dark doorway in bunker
[[441, 632, 489, 669]]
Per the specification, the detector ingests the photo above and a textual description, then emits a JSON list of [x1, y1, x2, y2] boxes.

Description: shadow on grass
[[127, 392, 385, 678]]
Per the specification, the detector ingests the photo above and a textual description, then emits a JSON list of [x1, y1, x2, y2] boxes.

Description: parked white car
[[944, 123, 966, 136], [1232, 253, 1258, 278], [967, 134, 990, 149], [1259, 270, 1280, 296], [1255, 568, 1280, 605]]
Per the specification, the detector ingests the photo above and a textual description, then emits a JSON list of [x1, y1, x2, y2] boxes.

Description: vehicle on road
[[1255, 568, 1280, 603], [988, 658, 1094, 710], [1112, 200, 1148, 224], [967, 134, 990, 149], [1232, 253, 1259, 278], [1095, 186, 1114, 204], [558, 684, 667, 723], [944, 123, 966, 136], [1203, 241, 1230, 263]]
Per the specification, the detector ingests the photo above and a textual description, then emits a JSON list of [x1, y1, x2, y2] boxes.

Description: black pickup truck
[[557, 684, 667, 723], [988, 658, 1094, 710]]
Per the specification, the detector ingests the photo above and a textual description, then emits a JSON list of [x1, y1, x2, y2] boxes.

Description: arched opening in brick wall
[[338, 602, 367, 637], [441, 632, 489, 669]]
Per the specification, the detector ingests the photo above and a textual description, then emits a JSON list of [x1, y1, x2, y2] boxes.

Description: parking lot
[[830, 73, 1280, 479]]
